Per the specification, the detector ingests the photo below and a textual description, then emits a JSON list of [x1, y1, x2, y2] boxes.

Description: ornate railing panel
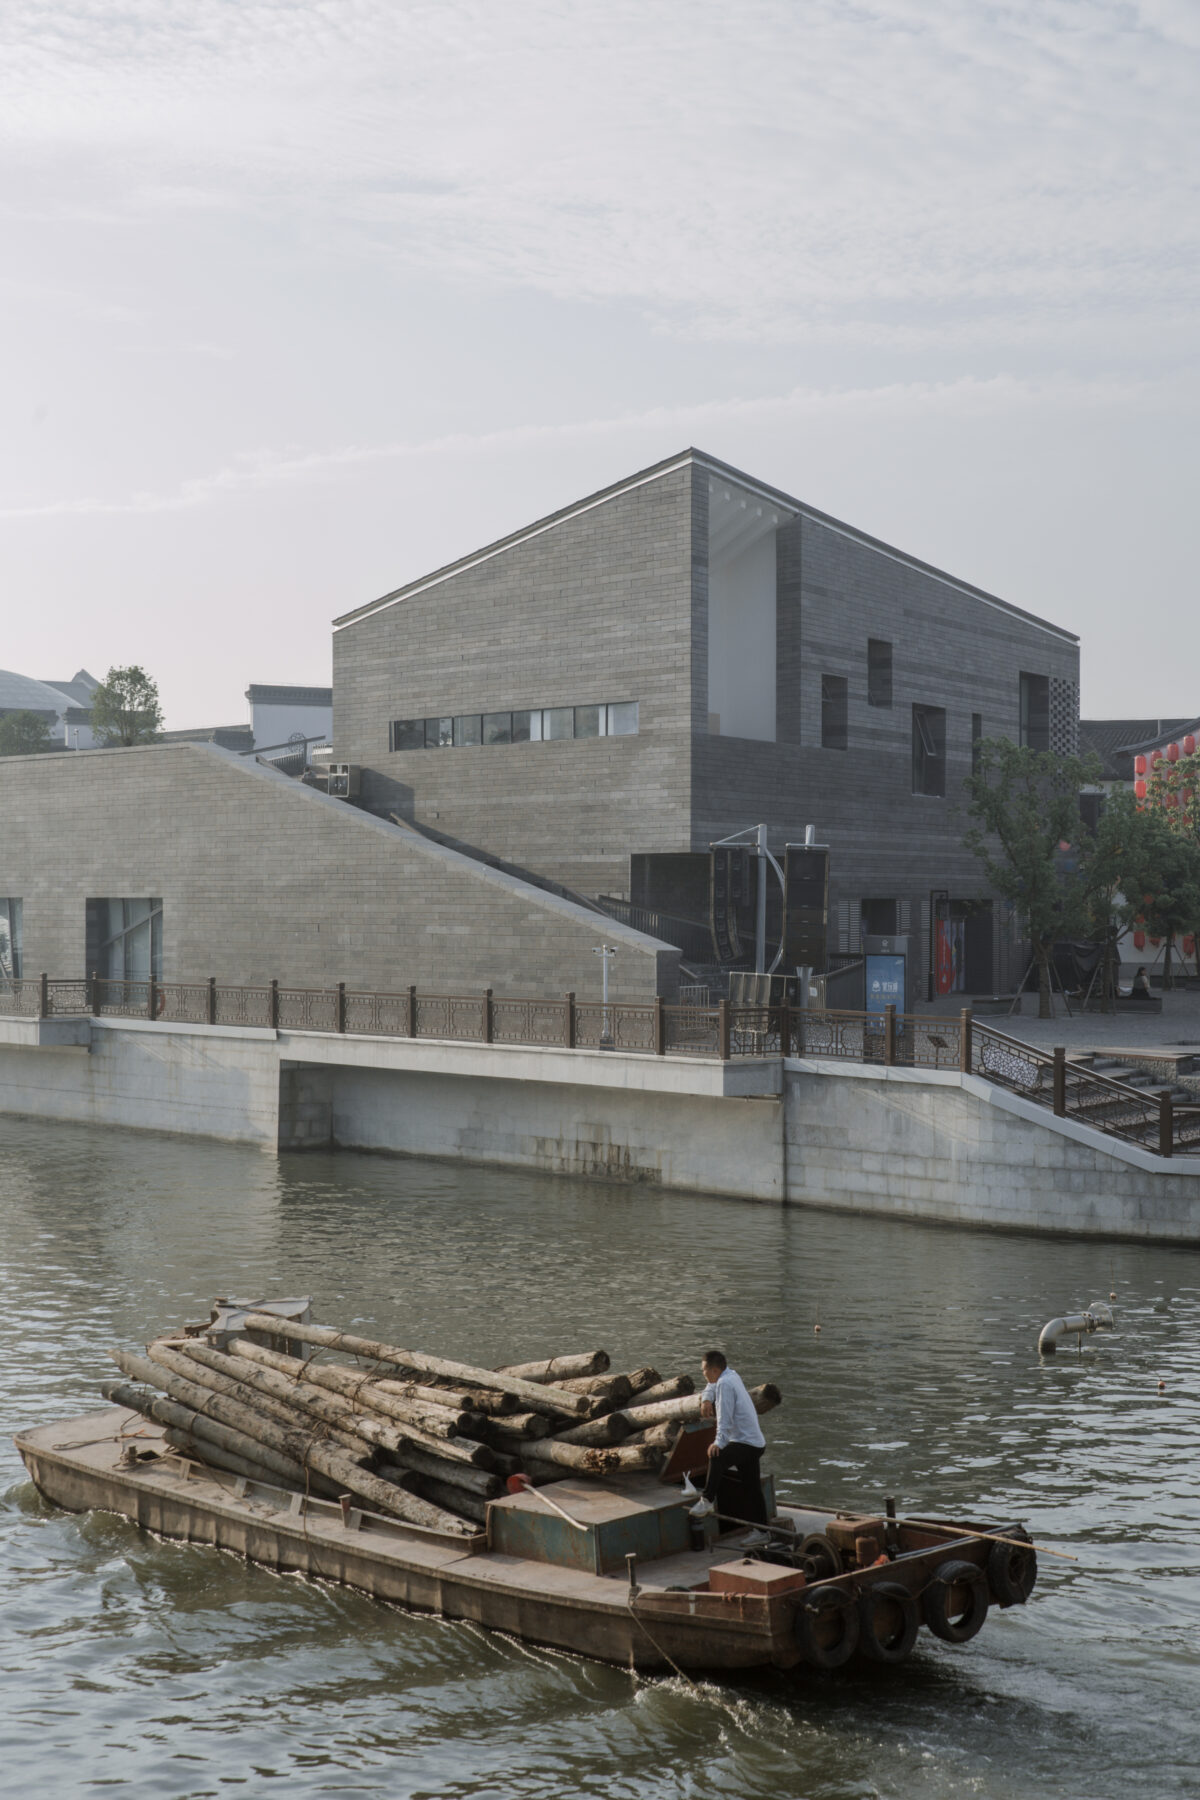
[[491, 997, 570, 1047], [342, 990, 412, 1037], [213, 985, 273, 1028], [662, 1005, 720, 1056], [574, 1001, 655, 1052]]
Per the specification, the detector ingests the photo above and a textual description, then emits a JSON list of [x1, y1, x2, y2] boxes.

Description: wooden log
[[242, 1314, 587, 1418], [404, 1474, 488, 1527], [616, 1394, 704, 1430], [374, 1376, 518, 1416], [625, 1375, 694, 1407], [374, 1447, 502, 1499], [612, 1366, 662, 1397], [160, 1427, 338, 1495], [521, 1438, 621, 1475], [749, 1383, 782, 1414], [498, 1350, 610, 1382], [109, 1349, 468, 1532], [549, 1411, 636, 1447], [169, 1340, 496, 1469], [603, 1441, 665, 1470], [229, 1338, 471, 1439], [471, 1409, 550, 1444], [146, 1340, 366, 1453], [100, 1378, 340, 1496], [555, 1374, 634, 1406], [621, 1421, 678, 1450]]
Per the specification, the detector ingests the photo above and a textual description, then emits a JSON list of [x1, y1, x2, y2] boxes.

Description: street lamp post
[[593, 943, 617, 1048]]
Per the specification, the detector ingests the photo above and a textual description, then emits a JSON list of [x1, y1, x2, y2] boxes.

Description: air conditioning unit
[[328, 763, 360, 799]]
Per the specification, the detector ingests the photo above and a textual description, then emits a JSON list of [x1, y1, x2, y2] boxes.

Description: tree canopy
[[963, 738, 1101, 1017], [0, 710, 55, 757], [89, 666, 163, 746]]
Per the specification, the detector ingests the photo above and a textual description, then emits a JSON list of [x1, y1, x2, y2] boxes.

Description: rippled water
[[2, 1115, 1198, 1799]]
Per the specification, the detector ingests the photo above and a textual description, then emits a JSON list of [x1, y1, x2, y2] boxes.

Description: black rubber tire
[[923, 1559, 990, 1643], [857, 1580, 920, 1663], [799, 1533, 843, 1582], [796, 1586, 860, 1669], [987, 1531, 1038, 1607]]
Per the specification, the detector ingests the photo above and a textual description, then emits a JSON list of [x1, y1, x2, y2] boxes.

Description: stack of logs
[[100, 1311, 782, 1537]]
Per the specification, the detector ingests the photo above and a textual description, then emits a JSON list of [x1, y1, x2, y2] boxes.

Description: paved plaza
[[998, 987, 1200, 1060]]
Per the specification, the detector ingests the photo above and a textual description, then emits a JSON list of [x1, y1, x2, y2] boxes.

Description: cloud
[[0, 371, 1172, 520], [0, 2, 1196, 349]]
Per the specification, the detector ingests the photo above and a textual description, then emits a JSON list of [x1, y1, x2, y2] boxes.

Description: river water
[[2, 1115, 1198, 1800]]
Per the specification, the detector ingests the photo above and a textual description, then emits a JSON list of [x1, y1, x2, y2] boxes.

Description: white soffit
[[707, 478, 793, 563]]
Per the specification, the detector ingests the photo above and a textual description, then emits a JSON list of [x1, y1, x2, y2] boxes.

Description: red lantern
[[1134, 930, 1146, 950], [1184, 735, 1196, 756], [1152, 751, 1163, 768], [1168, 742, 1180, 762], [1135, 754, 1147, 775], [1184, 935, 1196, 957], [1135, 778, 1147, 799], [1150, 936, 1162, 947]]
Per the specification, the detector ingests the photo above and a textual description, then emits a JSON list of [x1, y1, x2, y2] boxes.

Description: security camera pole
[[593, 943, 617, 1049]]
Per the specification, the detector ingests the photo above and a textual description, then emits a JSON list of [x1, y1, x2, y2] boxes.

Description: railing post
[[884, 1003, 896, 1067], [718, 999, 731, 1061], [90, 969, 100, 1018], [39, 972, 48, 1019], [1160, 1092, 1174, 1158], [564, 991, 576, 1049], [147, 976, 157, 1021], [779, 998, 791, 1059], [653, 994, 665, 1055], [408, 984, 418, 1037], [207, 976, 217, 1025], [959, 1007, 972, 1074], [1052, 1046, 1066, 1116], [269, 978, 279, 1031], [336, 981, 346, 1033], [484, 987, 494, 1044]]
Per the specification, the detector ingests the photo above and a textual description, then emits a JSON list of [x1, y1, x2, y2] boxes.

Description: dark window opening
[[860, 898, 899, 938], [85, 898, 162, 982], [0, 897, 22, 982], [821, 675, 848, 750], [1019, 673, 1050, 751], [912, 704, 946, 796], [389, 718, 425, 751], [454, 714, 482, 747], [1079, 792, 1105, 836], [425, 716, 454, 748], [574, 704, 602, 739], [867, 639, 892, 708], [482, 712, 512, 745], [972, 712, 983, 777]]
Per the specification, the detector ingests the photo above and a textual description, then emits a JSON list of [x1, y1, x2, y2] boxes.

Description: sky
[[2, 0, 1197, 728]]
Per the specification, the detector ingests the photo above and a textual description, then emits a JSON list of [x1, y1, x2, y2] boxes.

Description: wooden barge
[[16, 1407, 1037, 1673]]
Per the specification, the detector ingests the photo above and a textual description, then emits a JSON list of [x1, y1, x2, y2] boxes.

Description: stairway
[[1070, 1054, 1200, 1153]]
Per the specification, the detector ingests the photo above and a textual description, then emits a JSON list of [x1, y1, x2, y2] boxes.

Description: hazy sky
[[3, 1, 1196, 727]]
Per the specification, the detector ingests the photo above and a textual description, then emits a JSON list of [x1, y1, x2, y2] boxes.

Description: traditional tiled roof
[[1080, 717, 1197, 781], [245, 684, 332, 706]]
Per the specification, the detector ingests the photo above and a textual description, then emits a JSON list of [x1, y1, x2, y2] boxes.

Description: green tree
[[1094, 789, 1200, 990], [89, 666, 163, 746], [963, 739, 1101, 1018], [0, 709, 55, 756]]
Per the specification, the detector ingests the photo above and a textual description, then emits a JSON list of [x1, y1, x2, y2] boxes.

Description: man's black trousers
[[702, 1441, 767, 1524]]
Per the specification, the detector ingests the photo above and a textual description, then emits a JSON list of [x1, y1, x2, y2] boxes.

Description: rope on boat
[[625, 1592, 696, 1684]]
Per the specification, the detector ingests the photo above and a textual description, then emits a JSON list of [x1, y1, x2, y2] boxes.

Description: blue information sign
[[865, 953, 906, 1015]]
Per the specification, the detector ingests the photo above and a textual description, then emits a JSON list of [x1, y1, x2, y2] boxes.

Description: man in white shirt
[[688, 1349, 768, 1525]]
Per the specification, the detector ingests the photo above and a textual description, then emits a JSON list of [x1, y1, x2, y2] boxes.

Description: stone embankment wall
[[2, 1020, 1198, 1242]]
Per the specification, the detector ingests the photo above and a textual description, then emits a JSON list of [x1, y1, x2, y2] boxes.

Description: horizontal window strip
[[389, 701, 637, 752]]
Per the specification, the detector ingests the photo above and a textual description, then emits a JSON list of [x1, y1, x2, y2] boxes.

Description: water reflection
[[2, 1115, 1198, 1798]]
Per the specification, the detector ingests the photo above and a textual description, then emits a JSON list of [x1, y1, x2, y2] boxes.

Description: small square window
[[543, 707, 574, 740], [574, 704, 602, 739], [482, 711, 512, 745], [425, 716, 454, 748], [454, 714, 482, 747], [390, 718, 425, 751], [511, 710, 533, 743], [607, 701, 638, 736]]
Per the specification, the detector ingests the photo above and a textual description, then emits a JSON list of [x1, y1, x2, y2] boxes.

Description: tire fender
[[796, 1586, 860, 1669], [857, 1580, 920, 1663], [987, 1532, 1037, 1607], [923, 1559, 990, 1643]]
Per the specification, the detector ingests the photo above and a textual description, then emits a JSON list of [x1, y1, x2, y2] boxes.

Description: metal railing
[[4, 977, 1199, 1157]]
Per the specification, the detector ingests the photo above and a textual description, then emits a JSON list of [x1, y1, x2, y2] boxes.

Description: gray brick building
[[334, 448, 1080, 996]]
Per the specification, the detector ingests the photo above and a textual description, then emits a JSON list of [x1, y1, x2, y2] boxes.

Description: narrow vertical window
[[1019, 674, 1050, 750], [971, 712, 983, 777], [0, 898, 22, 982], [912, 705, 946, 796], [821, 675, 848, 750], [867, 639, 893, 708]]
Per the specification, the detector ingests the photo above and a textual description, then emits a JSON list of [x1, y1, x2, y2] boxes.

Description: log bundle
[[99, 1305, 782, 1535]]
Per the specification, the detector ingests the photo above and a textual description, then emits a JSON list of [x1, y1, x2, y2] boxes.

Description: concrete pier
[[2, 1014, 1198, 1240]]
